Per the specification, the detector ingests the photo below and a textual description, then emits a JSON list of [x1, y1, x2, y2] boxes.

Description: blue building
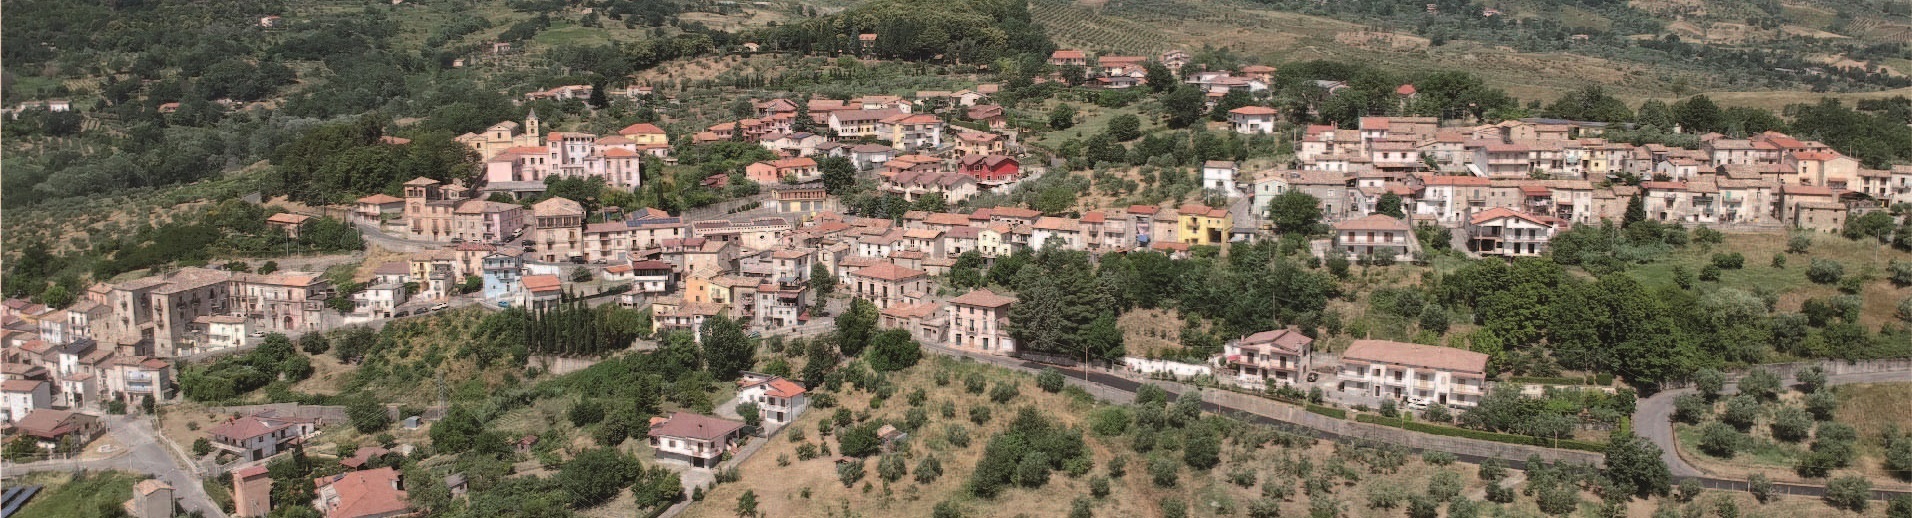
[[481, 252, 525, 300]]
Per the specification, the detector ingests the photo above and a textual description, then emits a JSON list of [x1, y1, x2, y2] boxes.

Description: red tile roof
[[314, 467, 409, 518], [949, 289, 1016, 308], [647, 411, 745, 441], [1344, 339, 1489, 375]]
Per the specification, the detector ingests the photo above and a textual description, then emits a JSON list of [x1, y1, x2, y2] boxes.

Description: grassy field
[[1626, 231, 1912, 328], [10, 471, 141, 518], [680, 353, 1893, 518], [1676, 382, 1912, 487]]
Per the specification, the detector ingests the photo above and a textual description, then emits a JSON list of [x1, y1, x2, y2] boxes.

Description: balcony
[[1452, 384, 1483, 395], [1412, 379, 1435, 390]]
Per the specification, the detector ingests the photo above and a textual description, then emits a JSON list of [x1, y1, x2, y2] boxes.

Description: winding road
[[2, 415, 226, 517], [1632, 365, 1912, 500]]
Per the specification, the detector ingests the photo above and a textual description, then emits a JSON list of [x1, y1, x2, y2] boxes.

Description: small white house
[[1202, 160, 1239, 195], [354, 283, 409, 318], [1228, 106, 1278, 134], [195, 315, 250, 351], [1, 380, 51, 425], [735, 373, 809, 424]]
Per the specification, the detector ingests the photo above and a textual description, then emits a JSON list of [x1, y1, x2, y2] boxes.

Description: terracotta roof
[[1, 379, 45, 392], [520, 275, 562, 293], [357, 194, 402, 205], [1229, 106, 1277, 116], [1467, 207, 1555, 226], [1051, 50, 1086, 59], [266, 213, 312, 225], [647, 411, 745, 441], [852, 264, 926, 282], [764, 378, 807, 398], [315, 467, 409, 518], [949, 289, 1015, 308], [1343, 339, 1488, 374], [1238, 326, 1312, 354], [1332, 214, 1411, 231]]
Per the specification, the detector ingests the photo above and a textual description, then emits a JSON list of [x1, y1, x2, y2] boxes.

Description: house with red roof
[[647, 412, 746, 468], [1464, 207, 1559, 258], [946, 289, 1016, 355], [1228, 106, 1278, 134], [1223, 326, 1314, 388], [1048, 49, 1087, 67], [209, 412, 319, 461], [735, 373, 809, 424], [958, 154, 1019, 183], [313, 467, 410, 518], [1339, 339, 1490, 407]]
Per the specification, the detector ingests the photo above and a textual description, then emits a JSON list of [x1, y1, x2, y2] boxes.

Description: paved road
[[3, 415, 226, 517], [1635, 368, 1912, 478]]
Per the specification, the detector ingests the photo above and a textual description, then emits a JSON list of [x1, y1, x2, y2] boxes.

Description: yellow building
[[1177, 204, 1233, 246], [455, 110, 544, 160]]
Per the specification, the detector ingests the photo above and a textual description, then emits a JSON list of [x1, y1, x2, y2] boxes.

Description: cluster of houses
[[1218, 327, 1492, 408], [0, 265, 357, 442]]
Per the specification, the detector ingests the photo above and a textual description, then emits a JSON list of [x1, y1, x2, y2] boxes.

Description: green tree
[[1674, 95, 1723, 134], [1698, 422, 1745, 458], [1108, 114, 1142, 141], [866, 329, 922, 372], [1603, 432, 1672, 498], [1824, 476, 1872, 512], [345, 394, 390, 434], [836, 298, 879, 357], [701, 316, 756, 380], [734, 489, 759, 517], [818, 155, 858, 195], [1161, 86, 1207, 128], [810, 263, 836, 300], [560, 447, 639, 508], [1266, 191, 1323, 233], [1143, 62, 1176, 93], [1050, 104, 1077, 130], [1376, 193, 1405, 218]]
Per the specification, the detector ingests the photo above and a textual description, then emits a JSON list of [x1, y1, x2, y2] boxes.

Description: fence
[[1122, 357, 1214, 379], [1661, 358, 1912, 389]]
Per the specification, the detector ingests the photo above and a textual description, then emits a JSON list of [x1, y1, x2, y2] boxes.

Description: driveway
[[1634, 366, 1912, 479], [3, 415, 225, 517]]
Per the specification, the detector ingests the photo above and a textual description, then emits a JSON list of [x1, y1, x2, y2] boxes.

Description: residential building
[[11, 408, 103, 449], [518, 275, 564, 311], [233, 465, 273, 517], [735, 374, 809, 424], [208, 412, 319, 461], [946, 289, 1015, 355], [2, 379, 51, 424], [1338, 339, 1490, 407], [529, 197, 586, 262], [1465, 208, 1558, 258], [312, 467, 410, 518], [744, 157, 820, 184], [1228, 106, 1277, 134], [1223, 327, 1313, 388], [1202, 161, 1238, 194], [193, 315, 250, 351], [647, 412, 746, 468], [124, 479, 174, 518], [481, 253, 524, 301], [847, 264, 929, 309], [1330, 214, 1416, 260], [1176, 204, 1232, 246]]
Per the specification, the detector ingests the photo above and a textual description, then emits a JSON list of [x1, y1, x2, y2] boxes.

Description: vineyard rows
[[1029, 0, 1172, 55]]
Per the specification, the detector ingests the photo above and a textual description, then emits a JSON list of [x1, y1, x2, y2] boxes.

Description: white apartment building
[[1337, 339, 1490, 408]]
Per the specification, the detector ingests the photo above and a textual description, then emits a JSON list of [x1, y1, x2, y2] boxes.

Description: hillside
[[682, 354, 1891, 517], [1018, 0, 1912, 106]]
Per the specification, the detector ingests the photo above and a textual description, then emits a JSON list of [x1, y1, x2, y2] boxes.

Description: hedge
[[1505, 374, 1617, 386], [1304, 404, 1346, 420], [1355, 414, 1606, 453]]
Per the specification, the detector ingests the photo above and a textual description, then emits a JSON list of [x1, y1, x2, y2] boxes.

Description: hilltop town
[[5, 0, 1912, 517]]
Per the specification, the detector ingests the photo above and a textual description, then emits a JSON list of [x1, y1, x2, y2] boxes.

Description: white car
[[430, 303, 450, 312], [249, 331, 267, 338], [1404, 398, 1431, 411]]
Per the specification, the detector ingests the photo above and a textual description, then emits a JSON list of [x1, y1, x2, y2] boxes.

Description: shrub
[[1160, 497, 1188, 518], [1711, 252, 1744, 269], [1149, 455, 1179, 487], [1183, 426, 1220, 470], [1769, 406, 1813, 442], [1089, 476, 1111, 498], [837, 458, 866, 487], [968, 406, 992, 425], [1795, 365, 1827, 393], [1675, 478, 1703, 502], [1720, 395, 1761, 430], [1037, 368, 1066, 393], [963, 373, 987, 394], [1378, 399, 1399, 418], [1423, 403, 1452, 423], [1089, 407, 1129, 437], [1698, 422, 1745, 458], [1423, 451, 1457, 465], [1069, 497, 1093, 518], [877, 454, 908, 482], [944, 424, 971, 448], [1807, 258, 1844, 284], [1694, 368, 1725, 399], [1787, 234, 1811, 253], [1772, 253, 1787, 268], [989, 382, 1019, 404], [192, 438, 212, 456], [1673, 394, 1710, 424], [1739, 368, 1782, 400], [1427, 470, 1463, 501], [1890, 496, 1912, 518], [1366, 483, 1407, 510], [1746, 473, 1772, 503], [1824, 475, 1871, 512], [1805, 390, 1839, 420], [1478, 459, 1507, 481], [1485, 482, 1516, 503], [915, 456, 944, 483]]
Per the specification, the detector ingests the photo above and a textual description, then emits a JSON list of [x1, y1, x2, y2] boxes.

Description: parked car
[[430, 303, 450, 312], [1404, 397, 1431, 410]]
